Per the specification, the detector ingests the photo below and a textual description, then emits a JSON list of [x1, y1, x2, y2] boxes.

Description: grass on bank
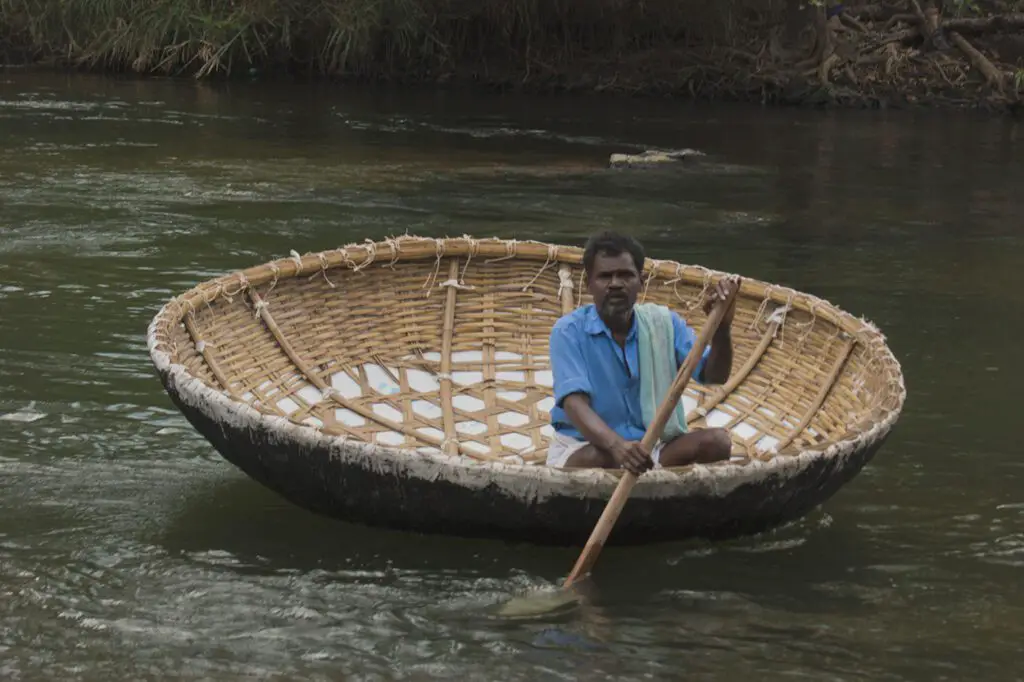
[[0, 0, 774, 78]]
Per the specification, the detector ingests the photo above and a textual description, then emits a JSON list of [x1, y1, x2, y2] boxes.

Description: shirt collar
[[584, 304, 637, 340]]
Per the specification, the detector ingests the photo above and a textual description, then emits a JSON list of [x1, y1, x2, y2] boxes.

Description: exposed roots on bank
[[515, 1, 1024, 110]]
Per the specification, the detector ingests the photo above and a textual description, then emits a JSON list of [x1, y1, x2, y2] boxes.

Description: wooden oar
[[561, 276, 742, 588], [494, 277, 741, 619]]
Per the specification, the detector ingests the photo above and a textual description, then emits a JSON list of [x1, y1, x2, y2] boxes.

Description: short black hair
[[583, 231, 645, 274]]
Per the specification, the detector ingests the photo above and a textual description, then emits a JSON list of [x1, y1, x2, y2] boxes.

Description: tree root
[[841, 13, 870, 34], [943, 14, 1024, 34], [909, 0, 948, 50], [852, 1, 911, 22], [907, 0, 1008, 92], [948, 30, 1006, 91], [745, 0, 1022, 108], [885, 13, 920, 30]]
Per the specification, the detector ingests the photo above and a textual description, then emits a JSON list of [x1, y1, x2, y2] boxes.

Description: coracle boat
[[147, 236, 905, 546]]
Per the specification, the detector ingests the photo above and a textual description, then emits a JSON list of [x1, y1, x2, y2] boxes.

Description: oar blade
[[492, 586, 583, 620]]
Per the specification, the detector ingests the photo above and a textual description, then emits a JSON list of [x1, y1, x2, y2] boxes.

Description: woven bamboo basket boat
[[147, 236, 905, 546]]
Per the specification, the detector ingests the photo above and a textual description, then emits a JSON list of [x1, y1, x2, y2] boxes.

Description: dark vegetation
[[1, 0, 1022, 110]]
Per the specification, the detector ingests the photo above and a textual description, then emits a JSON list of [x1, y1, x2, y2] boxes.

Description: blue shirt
[[549, 304, 709, 442]]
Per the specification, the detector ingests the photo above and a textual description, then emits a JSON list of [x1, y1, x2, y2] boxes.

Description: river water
[[1, 71, 1021, 680]]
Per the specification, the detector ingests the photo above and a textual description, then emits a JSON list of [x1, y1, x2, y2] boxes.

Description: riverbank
[[2, 0, 1022, 112]]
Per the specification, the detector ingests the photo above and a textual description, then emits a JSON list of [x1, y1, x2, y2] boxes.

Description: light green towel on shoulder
[[634, 302, 688, 442]]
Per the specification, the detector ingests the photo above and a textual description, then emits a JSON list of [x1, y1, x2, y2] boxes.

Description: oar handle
[[562, 277, 741, 588]]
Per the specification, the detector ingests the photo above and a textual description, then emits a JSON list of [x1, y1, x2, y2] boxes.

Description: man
[[547, 231, 737, 475]]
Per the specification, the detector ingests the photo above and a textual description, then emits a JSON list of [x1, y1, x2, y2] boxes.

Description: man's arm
[[674, 279, 738, 384], [701, 326, 733, 384], [699, 278, 739, 384], [550, 323, 620, 449], [562, 394, 652, 473], [562, 393, 627, 454]]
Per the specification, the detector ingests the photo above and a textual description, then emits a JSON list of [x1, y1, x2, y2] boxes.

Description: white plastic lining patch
[[406, 369, 440, 392], [731, 421, 759, 441], [331, 372, 362, 399], [335, 408, 366, 427], [412, 400, 442, 419], [295, 384, 325, 405], [500, 433, 533, 450], [277, 397, 299, 414], [455, 421, 487, 435], [452, 371, 484, 386], [372, 403, 403, 422], [497, 412, 530, 427], [704, 409, 733, 429], [460, 441, 491, 456], [375, 431, 405, 446], [364, 364, 400, 395], [452, 395, 485, 412]]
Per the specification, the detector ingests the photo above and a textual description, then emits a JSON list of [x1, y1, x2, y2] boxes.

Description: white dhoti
[[546, 431, 666, 469]]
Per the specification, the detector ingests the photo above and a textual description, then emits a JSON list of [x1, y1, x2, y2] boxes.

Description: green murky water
[[1, 72, 1022, 681]]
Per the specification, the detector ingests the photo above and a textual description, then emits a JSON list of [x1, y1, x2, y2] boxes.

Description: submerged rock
[[609, 148, 705, 168]]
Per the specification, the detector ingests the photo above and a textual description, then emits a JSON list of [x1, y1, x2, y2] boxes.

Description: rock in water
[[609, 148, 705, 168]]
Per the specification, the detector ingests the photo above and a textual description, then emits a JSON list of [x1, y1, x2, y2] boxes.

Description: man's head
[[583, 231, 645, 330]]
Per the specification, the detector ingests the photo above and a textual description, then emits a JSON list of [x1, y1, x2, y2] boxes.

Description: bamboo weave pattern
[[151, 236, 903, 470]]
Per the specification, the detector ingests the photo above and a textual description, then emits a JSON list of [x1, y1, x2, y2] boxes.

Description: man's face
[[587, 251, 642, 326]]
